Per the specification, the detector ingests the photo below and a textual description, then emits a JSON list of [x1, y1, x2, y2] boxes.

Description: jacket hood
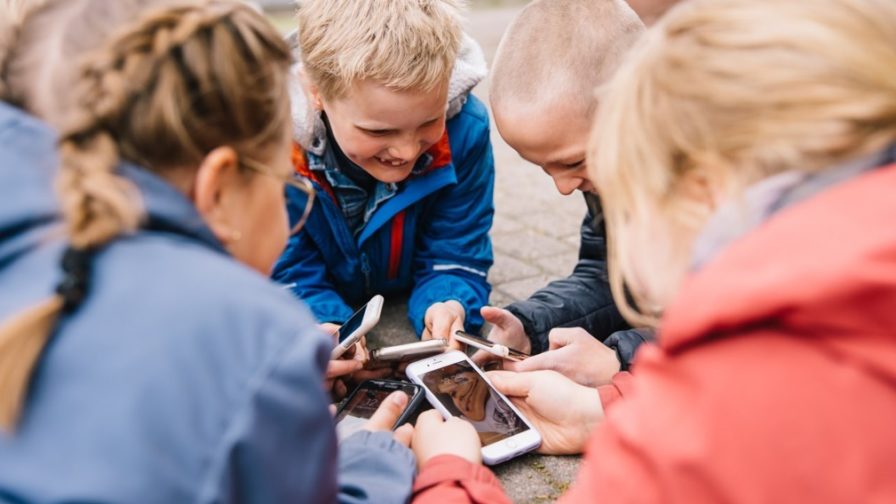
[[661, 162, 896, 383], [0, 102, 60, 270], [284, 30, 488, 154], [0, 101, 223, 274]]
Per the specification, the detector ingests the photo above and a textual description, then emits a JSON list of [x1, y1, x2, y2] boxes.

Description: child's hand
[[504, 327, 620, 387], [470, 307, 532, 364], [411, 410, 481, 469], [487, 370, 604, 455], [422, 300, 466, 348], [361, 390, 415, 447]]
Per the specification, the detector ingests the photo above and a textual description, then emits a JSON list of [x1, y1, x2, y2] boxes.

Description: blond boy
[[274, 0, 495, 344]]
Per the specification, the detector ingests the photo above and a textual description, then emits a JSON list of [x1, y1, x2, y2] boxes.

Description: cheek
[[332, 127, 384, 160]]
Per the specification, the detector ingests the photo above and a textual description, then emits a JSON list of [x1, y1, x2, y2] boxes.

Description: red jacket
[[413, 164, 896, 503]]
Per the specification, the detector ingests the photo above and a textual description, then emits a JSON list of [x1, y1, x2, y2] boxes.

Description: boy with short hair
[[274, 0, 494, 341], [481, 0, 649, 386]]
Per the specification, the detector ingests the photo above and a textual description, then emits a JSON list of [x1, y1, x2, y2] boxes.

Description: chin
[[363, 164, 415, 184]]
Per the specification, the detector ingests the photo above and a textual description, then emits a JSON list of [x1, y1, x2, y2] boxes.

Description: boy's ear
[[192, 146, 242, 244], [299, 67, 324, 110]]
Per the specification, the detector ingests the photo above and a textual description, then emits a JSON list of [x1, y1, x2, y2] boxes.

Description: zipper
[[361, 252, 372, 294]]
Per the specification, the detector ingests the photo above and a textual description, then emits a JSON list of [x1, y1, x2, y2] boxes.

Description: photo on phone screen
[[334, 381, 421, 441], [420, 360, 527, 446]]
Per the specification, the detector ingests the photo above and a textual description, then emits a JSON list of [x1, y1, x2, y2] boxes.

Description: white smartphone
[[330, 295, 384, 359], [405, 351, 542, 465]]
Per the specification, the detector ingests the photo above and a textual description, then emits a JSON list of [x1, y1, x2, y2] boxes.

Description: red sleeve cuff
[[598, 371, 634, 409], [413, 455, 511, 504]]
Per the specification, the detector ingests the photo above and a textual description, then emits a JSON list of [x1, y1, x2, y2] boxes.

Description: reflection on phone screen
[[334, 388, 391, 440], [338, 305, 367, 343], [421, 361, 526, 446]]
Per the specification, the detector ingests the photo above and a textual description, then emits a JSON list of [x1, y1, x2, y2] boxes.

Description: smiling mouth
[[375, 156, 410, 168]]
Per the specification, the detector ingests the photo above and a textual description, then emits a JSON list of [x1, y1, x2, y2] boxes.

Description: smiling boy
[[273, 0, 494, 340]]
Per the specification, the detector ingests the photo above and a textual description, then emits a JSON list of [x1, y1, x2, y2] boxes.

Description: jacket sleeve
[[199, 326, 341, 504], [271, 185, 353, 324], [337, 430, 417, 504], [505, 194, 627, 353], [603, 328, 656, 371], [412, 455, 511, 504], [408, 98, 495, 336]]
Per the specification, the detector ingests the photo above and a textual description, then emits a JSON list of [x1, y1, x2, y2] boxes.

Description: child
[[273, 0, 494, 341], [0, 2, 420, 501], [481, 0, 647, 386]]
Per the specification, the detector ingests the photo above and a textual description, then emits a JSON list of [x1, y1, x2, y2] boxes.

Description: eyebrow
[[355, 116, 442, 131]]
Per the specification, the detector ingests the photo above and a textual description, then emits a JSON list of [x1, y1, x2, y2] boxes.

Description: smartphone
[[454, 331, 529, 362], [333, 379, 424, 441], [406, 351, 542, 465], [369, 339, 449, 363], [331, 295, 384, 359]]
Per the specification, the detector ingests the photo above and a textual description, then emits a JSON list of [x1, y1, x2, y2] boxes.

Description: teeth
[[378, 157, 405, 167]]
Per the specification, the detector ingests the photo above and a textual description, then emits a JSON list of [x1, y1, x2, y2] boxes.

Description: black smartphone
[[334, 379, 425, 441]]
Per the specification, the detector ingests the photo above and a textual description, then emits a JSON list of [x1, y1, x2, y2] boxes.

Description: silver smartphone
[[406, 351, 542, 465], [330, 295, 384, 359], [369, 339, 449, 363]]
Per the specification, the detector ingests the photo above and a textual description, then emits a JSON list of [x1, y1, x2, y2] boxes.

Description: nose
[[388, 136, 419, 161], [553, 175, 582, 196]]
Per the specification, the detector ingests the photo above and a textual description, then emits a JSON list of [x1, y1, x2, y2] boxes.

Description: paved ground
[[365, 6, 588, 503]]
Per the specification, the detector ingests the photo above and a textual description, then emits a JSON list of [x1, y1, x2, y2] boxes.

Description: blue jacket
[[273, 96, 495, 335], [0, 102, 416, 504]]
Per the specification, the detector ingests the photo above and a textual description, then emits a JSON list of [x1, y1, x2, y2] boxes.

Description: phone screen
[[420, 360, 528, 446], [334, 382, 417, 440], [338, 304, 367, 343]]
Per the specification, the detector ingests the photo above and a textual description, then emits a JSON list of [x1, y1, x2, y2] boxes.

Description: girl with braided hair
[[0, 1, 419, 502]]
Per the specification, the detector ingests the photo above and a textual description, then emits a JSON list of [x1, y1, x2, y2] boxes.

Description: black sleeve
[[603, 328, 656, 371], [505, 193, 628, 354]]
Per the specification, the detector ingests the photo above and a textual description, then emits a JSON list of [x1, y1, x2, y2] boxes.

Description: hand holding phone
[[334, 379, 425, 442], [331, 295, 384, 359], [406, 351, 542, 465]]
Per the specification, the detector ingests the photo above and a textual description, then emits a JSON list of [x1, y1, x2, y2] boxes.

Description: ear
[[192, 146, 242, 244], [299, 67, 324, 111], [678, 168, 719, 212]]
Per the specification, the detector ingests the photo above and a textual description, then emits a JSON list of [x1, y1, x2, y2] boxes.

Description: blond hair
[[297, 0, 464, 99], [590, 0, 896, 327], [491, 0, 643, 117], [0, 0, 292, 431]]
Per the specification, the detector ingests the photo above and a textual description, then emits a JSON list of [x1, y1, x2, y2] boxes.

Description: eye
[[358, 127, 394, 137], [563, 159, 585, 169]]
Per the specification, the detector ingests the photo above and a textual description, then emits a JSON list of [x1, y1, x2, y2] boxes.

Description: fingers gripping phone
[[406, 351, 542, 465], [454, 331, 530, 362], [334, 379, 424, 441], [330, 295, 384, 359]]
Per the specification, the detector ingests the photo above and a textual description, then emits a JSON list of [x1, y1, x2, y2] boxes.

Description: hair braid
[[0, 0, 292, 432]]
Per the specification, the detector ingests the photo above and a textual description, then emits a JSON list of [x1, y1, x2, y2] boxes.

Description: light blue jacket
[[0, 102, 416, 504]]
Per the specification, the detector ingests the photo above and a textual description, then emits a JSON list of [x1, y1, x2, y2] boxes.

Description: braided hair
[[0, 0, 292, 431]]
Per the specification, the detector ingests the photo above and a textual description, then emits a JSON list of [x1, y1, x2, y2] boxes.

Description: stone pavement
[[363, 5, 588, 503]]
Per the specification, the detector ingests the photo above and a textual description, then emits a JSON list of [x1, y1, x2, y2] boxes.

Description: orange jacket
[[414, 164, 896, 503]]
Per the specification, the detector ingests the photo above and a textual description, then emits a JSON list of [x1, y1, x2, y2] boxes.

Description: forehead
[[330, 79, 449, 125], [494, 99, 594, 165]]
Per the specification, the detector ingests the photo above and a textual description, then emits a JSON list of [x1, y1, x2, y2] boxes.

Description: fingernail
[[391, 391, 408, 407]]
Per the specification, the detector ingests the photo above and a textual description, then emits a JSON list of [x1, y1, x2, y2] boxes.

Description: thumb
[[547, 328, 577, 351], [392, 423, 414, 447], [486, 370, 532, 398], [363, 391, 409, 432], [480, 306, 513, 328]]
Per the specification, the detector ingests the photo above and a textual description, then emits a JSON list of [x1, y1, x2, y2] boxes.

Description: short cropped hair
[[297, 0, 464, 100], [491, 0, 644, 117]]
